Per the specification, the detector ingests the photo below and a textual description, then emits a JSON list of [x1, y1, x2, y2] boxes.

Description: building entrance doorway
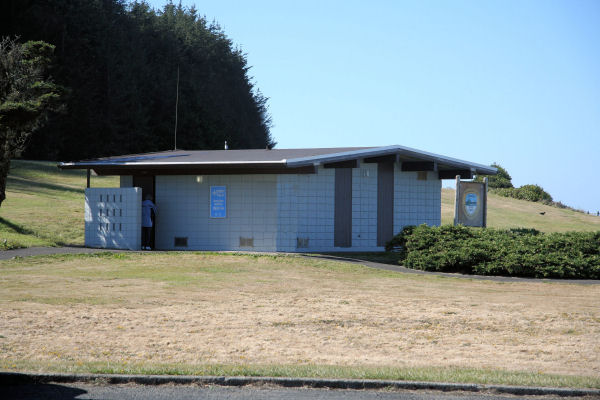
[[133, 175, 156, 249]]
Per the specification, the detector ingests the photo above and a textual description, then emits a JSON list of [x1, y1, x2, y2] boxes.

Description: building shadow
[[0, 216, 37, 236], [3, 383, 87, 400], [309, 251, 403, 266]]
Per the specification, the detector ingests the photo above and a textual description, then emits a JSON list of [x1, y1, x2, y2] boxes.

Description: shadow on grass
[[7, 176, 84, 195], [0, 216, 64, 247], [0, 216, 37, 235], [311, 252, 404, 266], [11, 159, 86, 177]]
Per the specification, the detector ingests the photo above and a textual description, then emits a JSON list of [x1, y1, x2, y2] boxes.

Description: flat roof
[[58, 145, 497, 176]]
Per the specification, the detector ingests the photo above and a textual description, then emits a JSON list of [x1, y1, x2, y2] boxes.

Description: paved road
[[2, 383, 570, 400]]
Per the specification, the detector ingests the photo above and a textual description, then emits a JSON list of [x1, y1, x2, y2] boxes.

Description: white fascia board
[[286, 145, 497, 175], [284, 146, 400, 166], [129, 160, 285, 165], [59, 160, 286, 168]]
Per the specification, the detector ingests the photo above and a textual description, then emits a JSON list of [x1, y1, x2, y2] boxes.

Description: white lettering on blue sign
[[210, 186, 226, 218]]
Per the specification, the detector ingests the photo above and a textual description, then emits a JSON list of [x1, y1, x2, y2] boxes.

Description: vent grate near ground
[[296, 237, 309, 248], [174, 237, 188, 247], [239, 237, 254, 247]]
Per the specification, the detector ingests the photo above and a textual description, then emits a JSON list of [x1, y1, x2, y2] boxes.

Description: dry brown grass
[[0, 253, 598, 378]]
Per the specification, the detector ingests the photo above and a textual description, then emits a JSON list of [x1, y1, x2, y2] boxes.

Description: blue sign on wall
[[210, 186, 227, 218]]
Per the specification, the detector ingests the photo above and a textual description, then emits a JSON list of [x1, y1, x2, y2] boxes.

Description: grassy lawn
[[1, 252, 598, 388], [1, 161, 599, 387], [0, 160, 118, 249]]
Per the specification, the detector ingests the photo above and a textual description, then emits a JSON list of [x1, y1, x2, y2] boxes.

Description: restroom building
[[59, 145, 496, 251]]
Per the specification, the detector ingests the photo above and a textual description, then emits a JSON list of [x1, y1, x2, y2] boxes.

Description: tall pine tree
[[0, 0, 275, 160]]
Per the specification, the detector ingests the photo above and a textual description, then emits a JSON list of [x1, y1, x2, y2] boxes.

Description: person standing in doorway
[[142, 194, 157, 250]]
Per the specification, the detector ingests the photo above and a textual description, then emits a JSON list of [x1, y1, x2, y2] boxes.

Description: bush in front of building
[[386, 225, 600, 279]]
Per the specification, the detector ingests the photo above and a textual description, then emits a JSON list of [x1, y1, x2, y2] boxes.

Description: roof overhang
[[285, 145, 497, 175], [58, 145, 497, 177]]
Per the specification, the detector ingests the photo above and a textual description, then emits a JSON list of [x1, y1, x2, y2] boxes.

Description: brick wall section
[[115, 164, 442, 251], [154, 175, 278, 251], [393, 167, 441, 233], [352, 163, 378, 249], [277, 164, 381, 252], [276, 166, 335, 252], [84, 187, 141, 250], [275, 175, 298, 252]]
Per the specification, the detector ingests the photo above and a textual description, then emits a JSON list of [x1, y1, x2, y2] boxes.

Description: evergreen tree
[[475, 162, 513, 189], [0, 37, 62, 207], [0, 0, 274, 161]]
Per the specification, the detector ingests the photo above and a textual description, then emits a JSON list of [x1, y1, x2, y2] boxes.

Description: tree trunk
[[0, 130, 19, 208], [0, 155, 10, 208]]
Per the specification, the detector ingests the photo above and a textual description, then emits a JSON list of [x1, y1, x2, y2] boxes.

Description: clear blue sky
[[149, 0, 599, 213]]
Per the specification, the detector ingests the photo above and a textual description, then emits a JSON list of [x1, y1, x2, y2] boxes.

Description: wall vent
[[417, 171, 428, 181], [239, 237, 254, 247], [174, 237, 188, 247], [296, 237, 309, 248]]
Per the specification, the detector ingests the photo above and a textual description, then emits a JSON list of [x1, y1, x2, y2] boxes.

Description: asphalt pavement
[[2, 383, 578, 400]]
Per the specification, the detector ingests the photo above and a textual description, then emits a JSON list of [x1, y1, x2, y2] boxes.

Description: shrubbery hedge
[[386, 225, 600, 279], [492, 184, 553, 203]]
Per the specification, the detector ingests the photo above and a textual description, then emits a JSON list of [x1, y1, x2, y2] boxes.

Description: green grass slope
[[0, 161, 598, 250], [0, 160, 118, 249], [442, 188, 600, 232]]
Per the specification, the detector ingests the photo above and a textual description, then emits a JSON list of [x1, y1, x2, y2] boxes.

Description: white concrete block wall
[[275, 176, 298, 252], [276, 167, 335, 252], [106, 163, 442, 252], [155, 175, 278, 251], [276, 163, 381, 252], [352, 163, 378, 249], [84, 187, 141, 250], [393, 168, 441, 233]]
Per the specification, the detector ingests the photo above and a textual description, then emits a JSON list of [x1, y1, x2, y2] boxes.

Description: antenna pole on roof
[[174, 65, 180, 150]]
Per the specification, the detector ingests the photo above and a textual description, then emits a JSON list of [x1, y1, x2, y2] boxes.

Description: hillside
[[442, 188, 600, 232], [0, 160, 118, 249], [0, 161, 598, 250]]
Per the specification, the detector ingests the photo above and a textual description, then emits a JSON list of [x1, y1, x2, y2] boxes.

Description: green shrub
[[385, 225, 415, 253], [387, 225, 600, 279], [474, 163, 513, 189], [492, 184, 553, 203], [515, 184, 553, 202]]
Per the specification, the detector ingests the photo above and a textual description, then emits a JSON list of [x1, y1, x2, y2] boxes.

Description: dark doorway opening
[[133, 175, 156, 249]]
